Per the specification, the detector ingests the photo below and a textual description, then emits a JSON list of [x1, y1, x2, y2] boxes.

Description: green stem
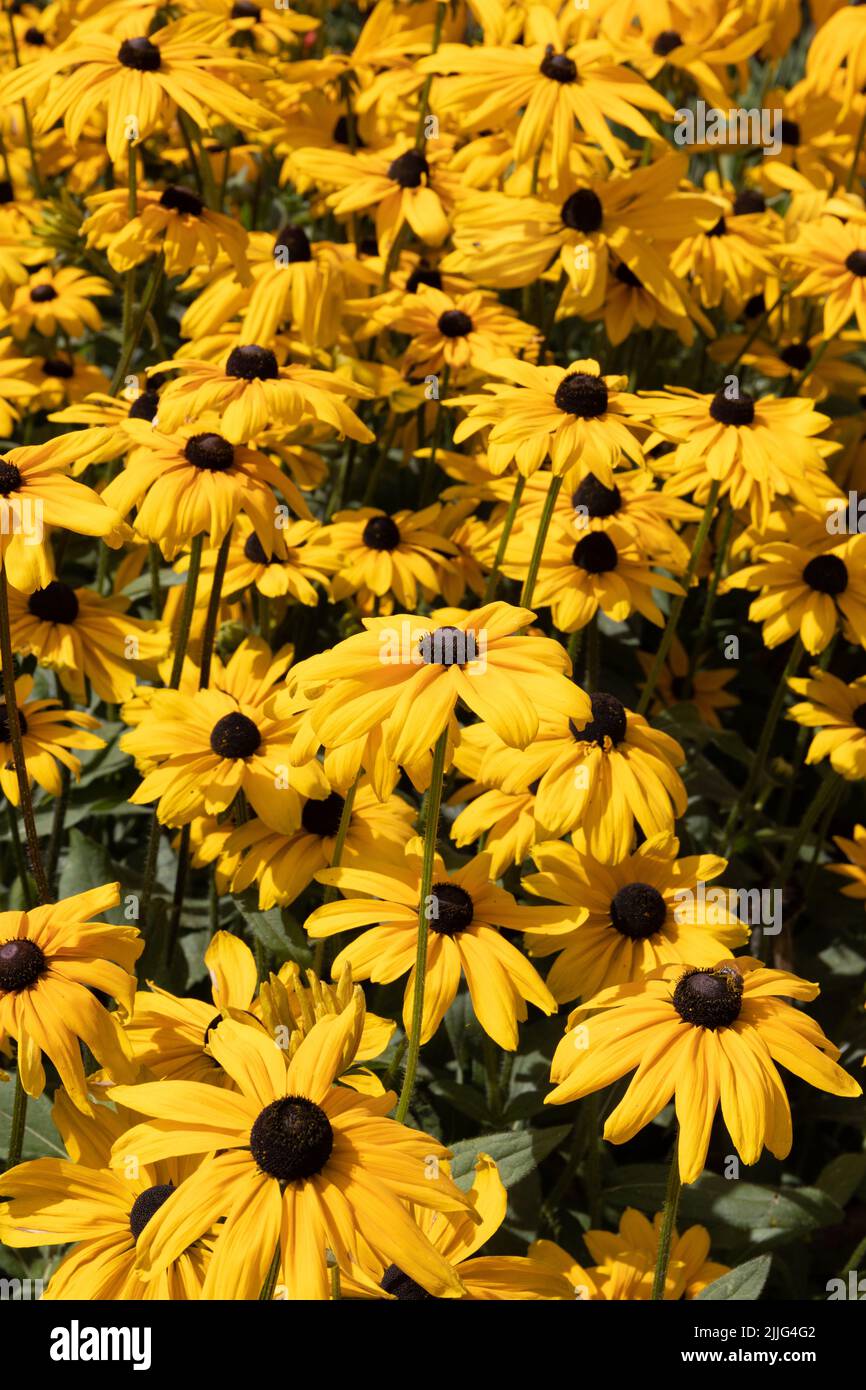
[[4, 1070, 28, 1172], [419, 365, 450, 507], [846, 100, 866, 191], [258, 1240, 281, 1300], [777, 769, 840, 885], [395, 728, 448, 1124], [108, 254, 164, 396], [651, 1130, 682, 1301], [313, 774, 360, 977], [0, 567, 50, 904], [691, 499, 734, 668], [482, 473, 525, 603], [637, 480, 721, 716], [519, 473, 562, 609], [722, 636, 804, 854], [198, 528, 232, 690], [413, 1, 447, 150], [5, 798, 32, 907], [584, 613, 600, 693]]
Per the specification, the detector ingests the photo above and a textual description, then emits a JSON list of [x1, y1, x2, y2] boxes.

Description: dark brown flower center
[[129, 1183, 175, 1241], [572, 475, 621, 518], [572, 531, 618, 573], [610, 883, 667, 939], [27, 581, 79, 624], [387, 150, 429, 188], [129, 389, 160, 421], [406, 264, 441, 293], [802, 554, 848, 595], [554, 372, 608, 418], [673, 966, 743, 1029], [117, 36, 162, 71], [226, 344, 279, 380], [243, 531, 272, 564], [0, 704, 27, 742], [184, 432, 235, 472], [779, 341, 811, 371], [301, 791, 345, 838], [159, 185, 204, 217], [780, 118, 800, 146], [249, 1096, 334, 1181], [0, 462, 23, 495], [652, 29, 683, 56], [210, 712, 261, 759], [733, 189, 766, 215], [846, 250, 866, 277], [438, 309, 473, 337], [231, 0, 261, 17], [274, 223, 313, 262], [418, 625, 474, 666], [615, 261, 643, 288], [540, 45, 576, 83], [380, 1265, 436, 1299], [709, 389, 755, 426], [706, 217, 727, 238], [41, 357, 74, 379], [744, 292, 766, 318], [853, 702, 866, 730], [30, 284, 57, 303], [428, 882, 474, 936], [560, 189, 603, 233], [569, 692, 627, 747], [0, 938, 45, 992], [24, 26, 45, 44], [362, 514, 401, 551]]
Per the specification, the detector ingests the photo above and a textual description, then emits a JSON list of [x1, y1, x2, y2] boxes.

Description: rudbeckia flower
[[668, 178, 779, 312], [1, 18, 269, 163], [417, 8, 672, 183], [0, 673, 104, 804], [828, 824, 866, 914], [547, 959, 862, 1182], [315, 504, 459, 615], [522, 831, 748, 1003], [504, 519, 685, 633], [121, 638, 328, 831], [228, 782, 415, 910], [1, 265, 111, 339], [109, 1003, 474, 1299], [291, 601, 591, 767], [0, 883, 141, 1112], [0, 432, 122, 591], [636, 636, 739, 729], [806, 3, 866, 104], [787, 668, 866, 779], [82, 183, 251, 277], [341, 1154, 572, 1300], [101, 418, 310, 560], [780, 215, 866, 339], [374, 285, 540, 377], [152, 343, 374, 444], [645, 384, 835, 528], [0, 1091, 211, 1299], [453, 358, 651, 483], [305, 849, 564, 1049], [217, 516, 330, 605], [6, 580, 169, 703], [722, 529, 866, 654], [25, 352, 109, 412], [530, 1208, 729, 1301]]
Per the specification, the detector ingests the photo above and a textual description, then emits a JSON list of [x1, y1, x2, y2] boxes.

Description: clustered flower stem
[[482, 472, 525, 602], [395, 726, 449, 1124], [650, 1129, 682, 1301], [519, 472, 562, 609]]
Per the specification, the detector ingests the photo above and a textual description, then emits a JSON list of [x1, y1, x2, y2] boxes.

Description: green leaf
[[816, 1153, 866, 1208], [233, 891, 312, 966], [0, 1089, 66, 1163], [447, 1126, 571, 1191], [696, 1255, 772, 1301]]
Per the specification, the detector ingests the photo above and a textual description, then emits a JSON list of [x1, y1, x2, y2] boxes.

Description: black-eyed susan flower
[[306, 848, 564, 1049], [151, 343, 374, 444], [341, 1154, 572, 1300], [787, 668, 866, 780], [0, 1090, 211, 1299], [315, 504, 459, 615], [636, 636, 739, 730], [453, 359, 651, 483], [722, 528, 866, 654], [645, 384, 835, 528], [218, 516, 330, 606], [418, 9, 672, 183], [228, 781, 414, 910], [291, 602, 591, 768], [522, 831, 748, 1004], [828, 824, 866, 911], [781, 216, 866, 339], [2, 18, 269, 164], [82, 184, 251, 277], [121, 638, 328, 831], [668, 175, 779, 312], [109, 1003, 474, 1299], [0, 883, 141, 1113], [375, 285, 539, 377], [1, 265, 111, 339], [6, 580, 169, 703], [0, 673, 104, 804], [101, 418, 309, 560], [547, 959, 861, 1182]]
